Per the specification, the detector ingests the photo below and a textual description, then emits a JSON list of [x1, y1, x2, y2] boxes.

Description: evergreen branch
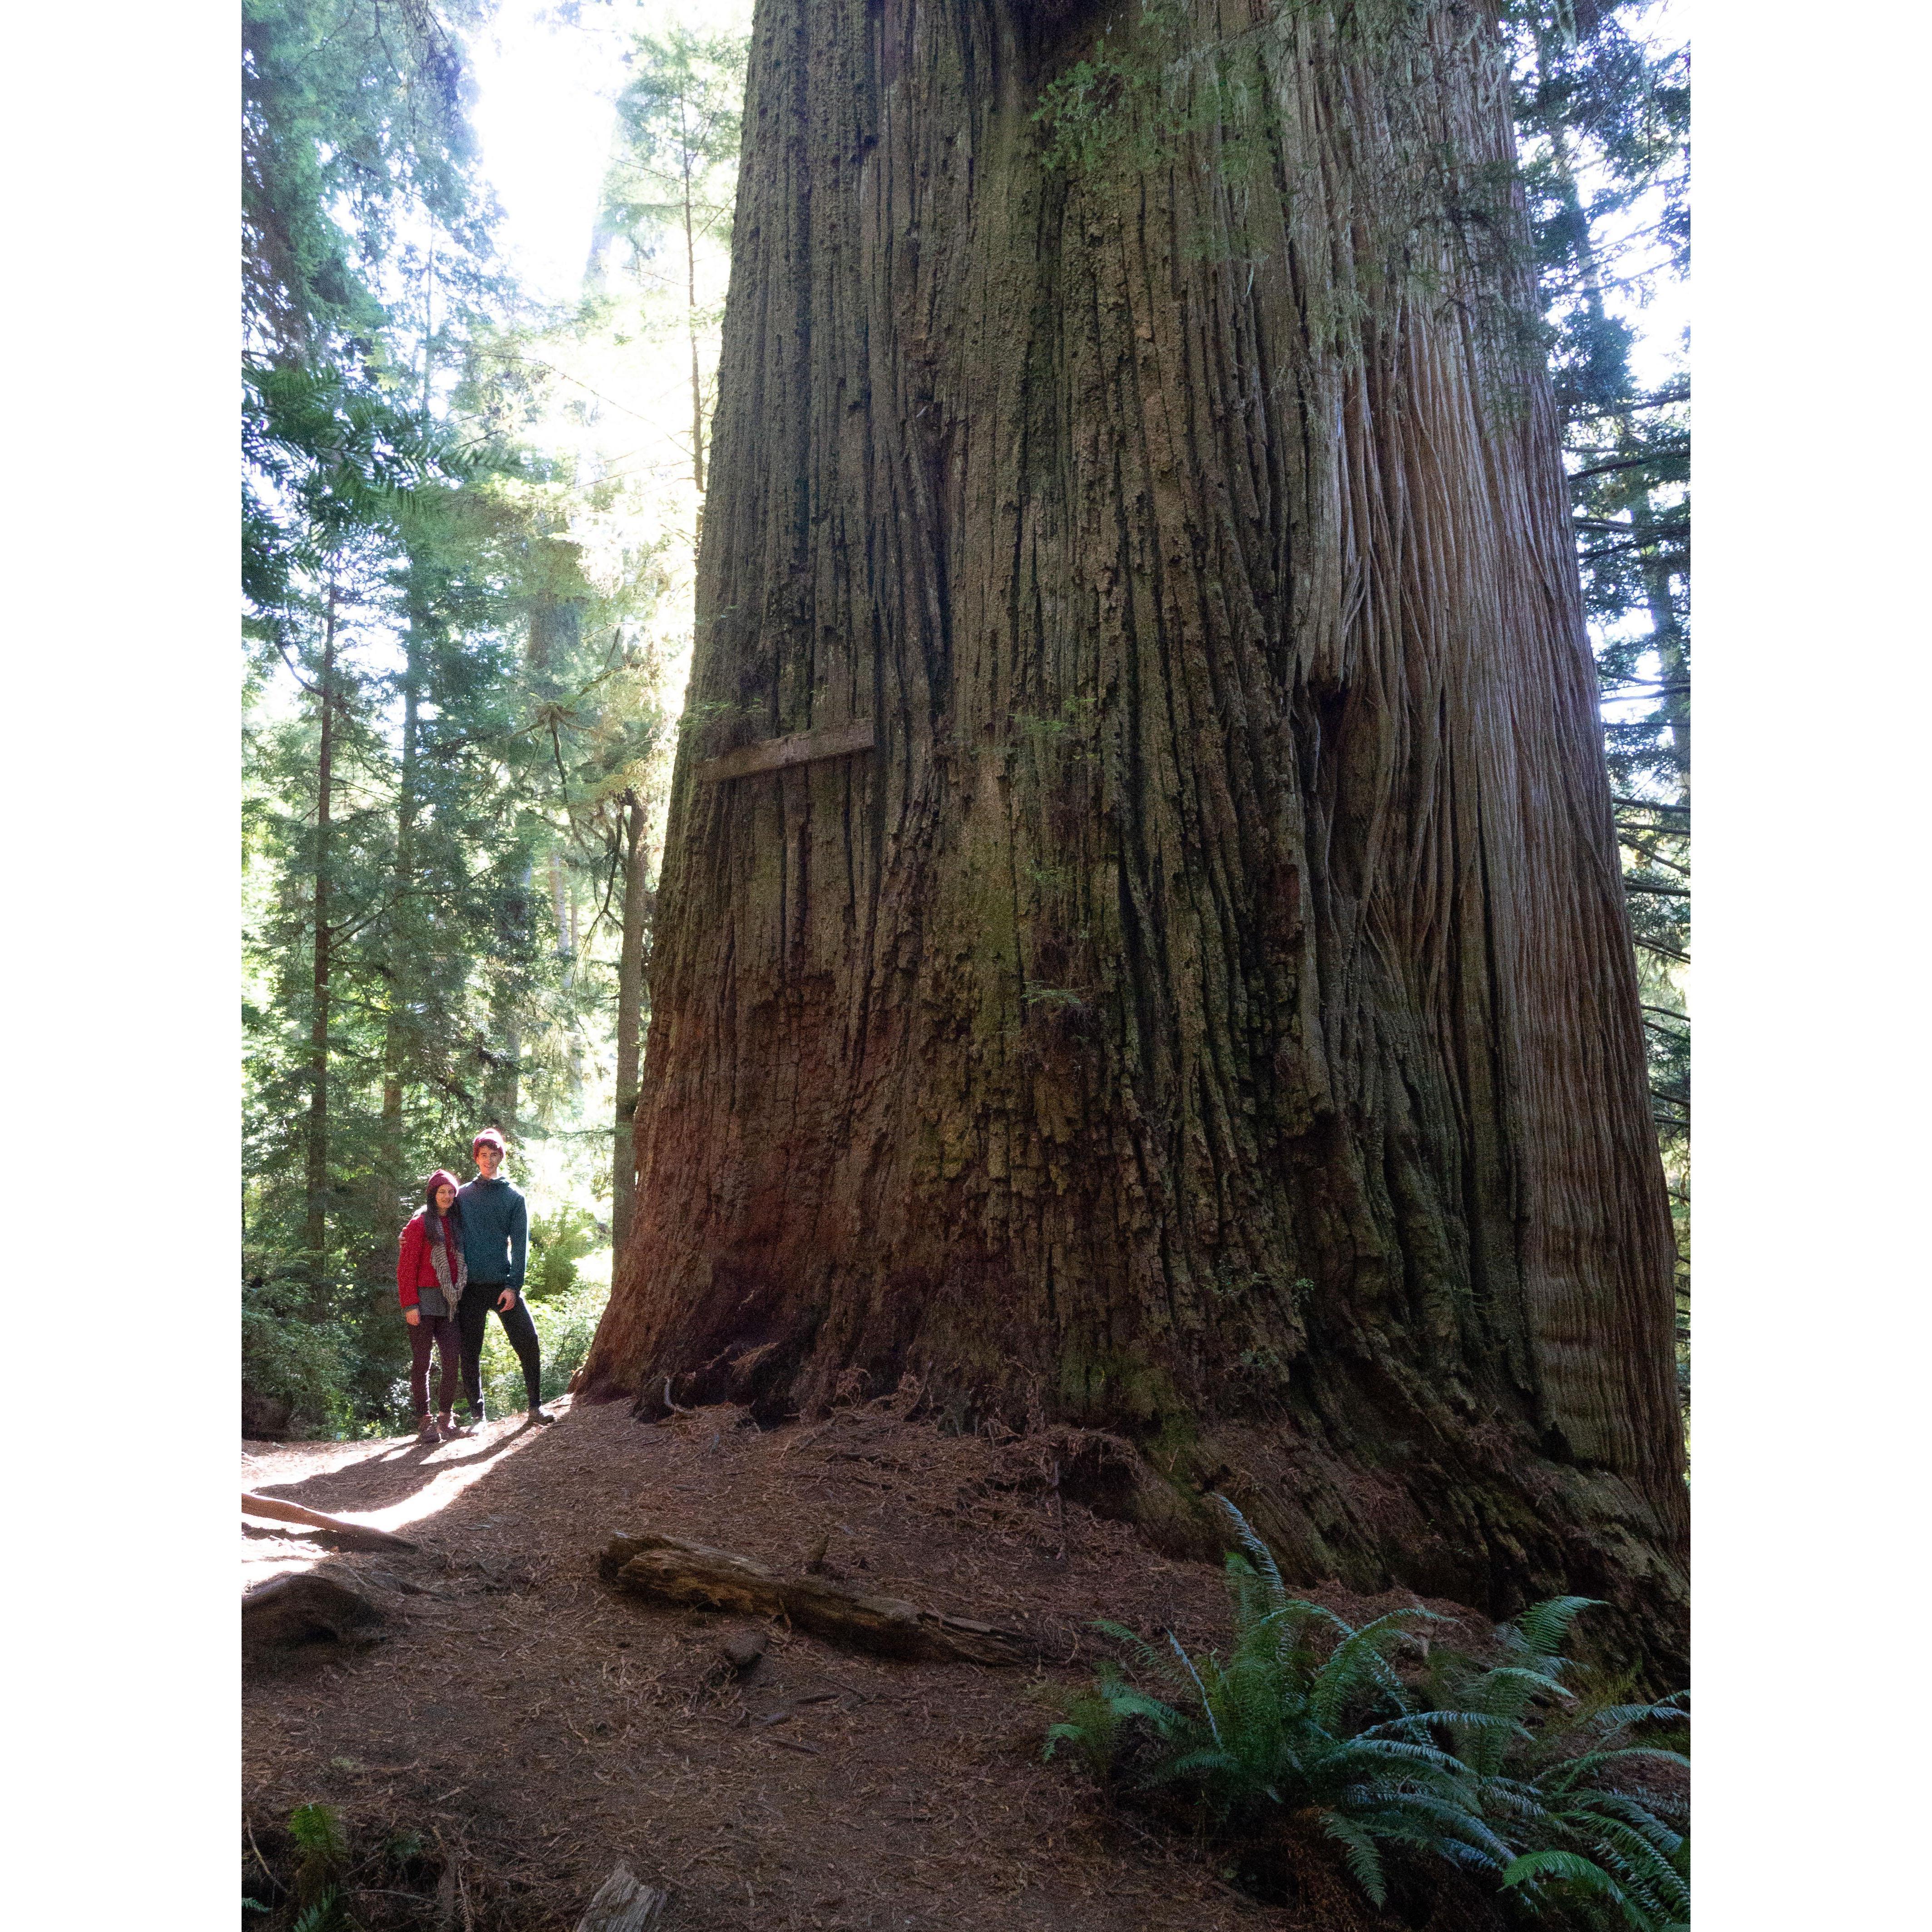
[[1616, 841, 1689, 876], [1562, 386, 1690, 418], [1567, 446, 1690, 482]]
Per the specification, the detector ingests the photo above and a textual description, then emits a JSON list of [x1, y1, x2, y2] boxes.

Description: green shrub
[[476, 1275, 608, 1414], [1039, 1499, 1689, 1927], [1041, 1499, 1512, 1905], [286, 1802, 347, 1904], [1425, 1601, 1689, 1931], [524, 1206, 602, 1300], [242, 1277, 347, 1428]]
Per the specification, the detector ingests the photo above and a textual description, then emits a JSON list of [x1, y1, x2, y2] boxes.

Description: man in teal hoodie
[[454, 1128, 554, 1426]]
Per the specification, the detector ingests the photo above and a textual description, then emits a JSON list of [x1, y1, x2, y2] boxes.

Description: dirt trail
[[242, 1395, 1492, 1931]]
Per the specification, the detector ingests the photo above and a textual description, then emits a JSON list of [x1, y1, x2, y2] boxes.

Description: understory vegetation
[[242, 0, 747, 1438], [1039, 1504, 1689, 1928], [245, 1801, 446, 1931]]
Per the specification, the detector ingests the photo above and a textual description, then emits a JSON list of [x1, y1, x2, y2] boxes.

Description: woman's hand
[[405, 1308, 420, 1326]]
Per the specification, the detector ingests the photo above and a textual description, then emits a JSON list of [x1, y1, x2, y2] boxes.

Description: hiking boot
[[415, 1416, 440, 1446], [526, 1406, 557, 1427], [435, 1413, 465, 1439], [442, 1412, 477, 1438]]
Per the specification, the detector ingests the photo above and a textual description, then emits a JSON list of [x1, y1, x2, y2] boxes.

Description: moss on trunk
[[585, 0, 1686, 1671]]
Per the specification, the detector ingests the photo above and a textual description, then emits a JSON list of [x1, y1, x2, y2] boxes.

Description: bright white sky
[[468, 0, 753, 310]]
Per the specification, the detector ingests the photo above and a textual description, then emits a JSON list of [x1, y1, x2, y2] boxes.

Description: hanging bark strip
[[585, 0, 1686, 1667]]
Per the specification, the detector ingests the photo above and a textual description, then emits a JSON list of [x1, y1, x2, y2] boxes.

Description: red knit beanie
[[424, 1169, 463, 1209]]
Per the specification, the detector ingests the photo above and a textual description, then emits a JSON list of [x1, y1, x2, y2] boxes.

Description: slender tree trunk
[[612, 791, 653, 1254], [376, 612, 424, 1226], [588, 0, 1686, 1665], [1642, 562, 1689, 799], [303, 580, 338, 1290], [549, 849, 571, 965], [489, 860, 532, 1136]]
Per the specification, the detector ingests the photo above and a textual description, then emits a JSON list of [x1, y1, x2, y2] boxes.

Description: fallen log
[[242, 1491, 419, 1550], [573, 1862, 669, 1931], [242, 1573, 386, 1655], [598, 1531, 1030, 1666]]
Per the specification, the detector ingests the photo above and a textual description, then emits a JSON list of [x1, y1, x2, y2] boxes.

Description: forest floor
[[242, 1393, 1511, 1932]]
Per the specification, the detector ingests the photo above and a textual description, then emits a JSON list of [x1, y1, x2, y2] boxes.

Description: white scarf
[[424, 1210, 468, 1317]]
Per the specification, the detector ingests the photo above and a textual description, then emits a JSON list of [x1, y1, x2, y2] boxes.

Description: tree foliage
[[242, 0, 671, 1435]]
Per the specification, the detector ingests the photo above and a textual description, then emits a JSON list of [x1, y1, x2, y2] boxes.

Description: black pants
[[455, 1281, 543, 1416]]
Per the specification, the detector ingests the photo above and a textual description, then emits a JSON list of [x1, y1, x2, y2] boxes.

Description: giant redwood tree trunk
[[583, 0, 1687, 1661]]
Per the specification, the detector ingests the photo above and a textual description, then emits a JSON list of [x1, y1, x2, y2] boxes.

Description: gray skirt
[[415, 1281, 462, 1322]]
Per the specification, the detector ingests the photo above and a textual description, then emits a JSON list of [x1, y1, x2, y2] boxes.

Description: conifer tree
[[242, 0, 671, 1429], [586, 0, 1688, 1665]]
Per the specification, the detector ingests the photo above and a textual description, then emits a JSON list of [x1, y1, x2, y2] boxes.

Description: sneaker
[[415, 1417, 440, 1446]]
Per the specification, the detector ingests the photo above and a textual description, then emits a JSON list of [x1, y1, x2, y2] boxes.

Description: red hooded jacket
[[396, 1170, 466, 1309]]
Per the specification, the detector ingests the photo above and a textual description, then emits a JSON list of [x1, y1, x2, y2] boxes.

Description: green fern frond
[[1543, 1744, 1690, 1790], [1478, 1663, 1576, 1710], [287, 1803, 347, 1863], [1309, 1608, 1438, 1730], [1502, 1847, 1629, 1897], [1322, 1813, 1390, 1907], [1091, 1617, 1184, 1686], [1508, 1596, 1604, 1661], [290, 1889, 346, 1932], [1214, 1495, 1290, 1614]]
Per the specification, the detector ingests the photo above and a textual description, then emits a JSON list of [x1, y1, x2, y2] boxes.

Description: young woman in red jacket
[[397, 1170, 471, 1445]]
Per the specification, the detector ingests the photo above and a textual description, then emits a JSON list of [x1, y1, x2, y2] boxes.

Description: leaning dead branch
[[242, 1490, 419, 1550]]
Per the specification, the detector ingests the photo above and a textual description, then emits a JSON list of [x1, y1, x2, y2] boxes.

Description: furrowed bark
[[587, 0, 1686, 1667]]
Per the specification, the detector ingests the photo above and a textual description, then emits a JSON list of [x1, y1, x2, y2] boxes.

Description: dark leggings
[[456, 1282, 543, 1415], [407, 1313, 461, 1418]]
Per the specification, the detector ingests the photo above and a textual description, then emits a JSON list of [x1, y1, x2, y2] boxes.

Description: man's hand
[[405, 1308, 420, 1326], [497, 1289, 517, 1314]]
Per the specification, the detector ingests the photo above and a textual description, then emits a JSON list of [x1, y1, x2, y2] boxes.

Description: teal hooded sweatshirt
[[456, 1174, 527, 1289]]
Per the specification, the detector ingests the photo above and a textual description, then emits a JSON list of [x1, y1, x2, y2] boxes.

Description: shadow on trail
[[244, 1402, 581, 1545], [252, 1434, 524, 1515]]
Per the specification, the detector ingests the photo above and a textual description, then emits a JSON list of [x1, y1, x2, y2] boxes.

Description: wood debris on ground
[[242, 1392, 1498, 1930]]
